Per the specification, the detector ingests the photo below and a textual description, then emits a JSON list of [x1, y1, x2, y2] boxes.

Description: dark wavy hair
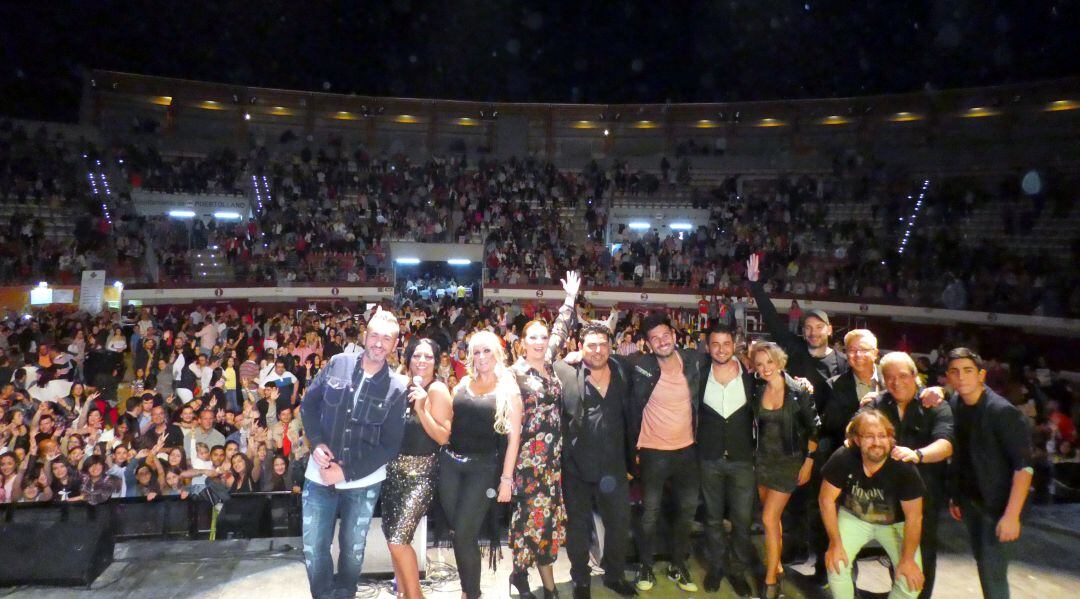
[[403, 337, 443, 372]]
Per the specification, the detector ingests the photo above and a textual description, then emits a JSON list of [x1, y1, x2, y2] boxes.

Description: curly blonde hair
[[463, 331, 518, 435]]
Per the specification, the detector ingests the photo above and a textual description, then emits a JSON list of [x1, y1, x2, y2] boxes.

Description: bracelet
[[500, 476, 513, 482]]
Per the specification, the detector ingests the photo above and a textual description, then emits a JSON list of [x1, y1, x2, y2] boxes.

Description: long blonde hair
[[463, 330, 517, 435]]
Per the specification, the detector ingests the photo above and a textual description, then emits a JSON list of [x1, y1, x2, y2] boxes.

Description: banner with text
[[78, 270, 106, 314]]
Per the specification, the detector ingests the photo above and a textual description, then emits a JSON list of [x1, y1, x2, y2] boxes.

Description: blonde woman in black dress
[[383, 337, 453, 599], [749, 340, 820, 599]]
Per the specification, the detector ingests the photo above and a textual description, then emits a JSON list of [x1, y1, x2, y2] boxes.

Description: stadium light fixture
[[447, 259, 471, 266], [669, 222, 694, 230], [213, 211, 242, 220], [1045, 100, 1078, 112], [396, 257, 421, 265], [168, 210, 197, 218], [627, 222, 650, 230]]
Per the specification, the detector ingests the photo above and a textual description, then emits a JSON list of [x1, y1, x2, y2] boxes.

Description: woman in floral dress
[[509, 271, 580, 598]]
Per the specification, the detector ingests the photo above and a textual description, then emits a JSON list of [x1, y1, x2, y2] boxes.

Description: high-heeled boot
[[542, 587, 560, 598], [510, 572, 537, 599]]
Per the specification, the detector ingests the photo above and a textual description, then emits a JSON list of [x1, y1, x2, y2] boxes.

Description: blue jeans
[[961, 501, 1012, 599], [225, 389, 239, 412], [302, 478, 382, 599]]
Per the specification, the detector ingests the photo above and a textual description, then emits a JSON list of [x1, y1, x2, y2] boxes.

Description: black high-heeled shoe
[[542, 586, 560, 599], [510, 572, 537, 599]]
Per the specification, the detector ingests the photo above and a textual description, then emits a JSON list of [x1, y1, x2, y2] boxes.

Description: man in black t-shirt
[[820, 410, 925, 599]]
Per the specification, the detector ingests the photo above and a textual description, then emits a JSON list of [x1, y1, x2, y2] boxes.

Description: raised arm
[[545, 271, 581, 363], [745, 253, 797, 348]]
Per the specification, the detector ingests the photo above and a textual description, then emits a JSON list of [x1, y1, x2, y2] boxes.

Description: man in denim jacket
[[300, 309, 408, 599]]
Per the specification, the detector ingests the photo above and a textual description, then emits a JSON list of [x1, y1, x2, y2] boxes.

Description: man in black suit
[[697, 323, 757, 597], [822, 329, 884, 460], [555, 321, 638, 599]]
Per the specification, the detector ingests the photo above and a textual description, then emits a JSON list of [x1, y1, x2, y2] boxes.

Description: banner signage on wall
[[78, 271, 106, 314], [131, 190, 250, 219]]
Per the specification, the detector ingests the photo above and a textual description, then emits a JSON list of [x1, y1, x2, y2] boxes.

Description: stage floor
[[6, 506, 1080, 598]]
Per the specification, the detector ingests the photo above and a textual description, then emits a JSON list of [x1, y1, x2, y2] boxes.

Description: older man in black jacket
[[945, 348, 1033, 599], [555, 321, 638, 599], [868, 352, 954, 599]]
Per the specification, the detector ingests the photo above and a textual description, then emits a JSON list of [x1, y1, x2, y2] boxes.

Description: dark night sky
[[1, 1, 1077, 121]]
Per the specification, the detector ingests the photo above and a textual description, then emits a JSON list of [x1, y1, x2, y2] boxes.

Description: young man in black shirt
[[697, 324, 757, 597], [945, 348, 1033, 599], [820, 410, 925, 599]]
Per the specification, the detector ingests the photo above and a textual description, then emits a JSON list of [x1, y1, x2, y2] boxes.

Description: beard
[[863, 446, 888, 464]]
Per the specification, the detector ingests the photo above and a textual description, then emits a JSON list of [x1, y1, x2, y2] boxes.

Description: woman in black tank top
[[439, 331, 524, 599], [381, 338, 452, 599]]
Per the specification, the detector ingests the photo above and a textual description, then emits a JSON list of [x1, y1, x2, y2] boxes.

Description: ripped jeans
[[302, 479, 382, 599]]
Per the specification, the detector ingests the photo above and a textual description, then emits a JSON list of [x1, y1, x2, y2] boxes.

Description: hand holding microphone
[[408, 375, 427, 414]]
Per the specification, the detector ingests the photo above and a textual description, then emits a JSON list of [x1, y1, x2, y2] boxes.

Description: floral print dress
[[510, 303, 574, 572]]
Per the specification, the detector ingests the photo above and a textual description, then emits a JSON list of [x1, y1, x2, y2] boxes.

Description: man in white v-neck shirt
[[697, 324, 758, 596]]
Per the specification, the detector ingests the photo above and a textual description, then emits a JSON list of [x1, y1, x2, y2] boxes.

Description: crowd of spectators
[[2, 118, 1078, 317]]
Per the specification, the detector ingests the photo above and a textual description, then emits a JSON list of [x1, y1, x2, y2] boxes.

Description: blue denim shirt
[[300, 351, 408, 482]]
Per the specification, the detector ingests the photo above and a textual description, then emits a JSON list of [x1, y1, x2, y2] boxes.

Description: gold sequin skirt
[[381, 453, 438, 545]]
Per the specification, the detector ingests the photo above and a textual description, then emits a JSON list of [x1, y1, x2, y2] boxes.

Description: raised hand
[[746, 253, 761, 282], [561, 271, 581, 299]]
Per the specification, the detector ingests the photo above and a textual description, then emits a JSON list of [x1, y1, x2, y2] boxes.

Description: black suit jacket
[[948, 386, 1033, 517], [620, 348, 709, 451], [822, 369, 882, 457], [555, 357, 631, 482]]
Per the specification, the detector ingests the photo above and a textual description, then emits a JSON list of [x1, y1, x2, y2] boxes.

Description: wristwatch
[[914, 449, 924, 463]]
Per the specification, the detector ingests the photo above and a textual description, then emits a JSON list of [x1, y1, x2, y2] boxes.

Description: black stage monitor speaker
[[0, 507, 114, 586], [215, 494, 272, 539]]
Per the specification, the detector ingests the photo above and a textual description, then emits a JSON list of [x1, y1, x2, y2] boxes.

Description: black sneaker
[[602, 578, 638, 597], [666, 564, 698, 593], [635, 565, 656, 591], [703, 569, 723, 592]]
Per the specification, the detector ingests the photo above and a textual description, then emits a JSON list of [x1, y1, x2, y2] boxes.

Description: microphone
[[409, 375, 423, 415]]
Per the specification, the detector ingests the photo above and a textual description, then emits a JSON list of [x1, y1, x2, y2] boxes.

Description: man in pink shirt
[[622, 313, 710, 593]]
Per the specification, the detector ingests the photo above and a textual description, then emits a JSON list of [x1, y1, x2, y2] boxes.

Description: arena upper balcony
[[84, 70, 1080, 177]]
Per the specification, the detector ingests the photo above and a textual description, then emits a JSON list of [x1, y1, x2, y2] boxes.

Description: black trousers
[[564, 468, 631, 586], [700, 457, 759, 578], [918, 475, 944, 599], [438, 451, 496, 599], [636, 446, 700, 568]]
